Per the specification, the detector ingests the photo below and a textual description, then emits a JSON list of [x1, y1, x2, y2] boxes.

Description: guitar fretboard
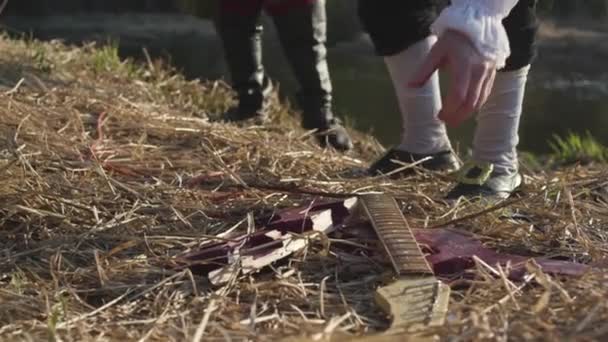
[[361, 194, 433, 276]]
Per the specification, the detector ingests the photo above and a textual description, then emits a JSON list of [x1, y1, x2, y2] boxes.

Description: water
[[2, 14, 607, 155]]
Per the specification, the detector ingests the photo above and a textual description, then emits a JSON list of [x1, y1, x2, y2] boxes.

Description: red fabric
[[220, 0, 316, 16]]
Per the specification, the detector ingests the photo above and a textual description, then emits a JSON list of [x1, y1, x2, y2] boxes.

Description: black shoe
[[312, 118, 353, 152], [222, 78, 273, 125], [301, 104, 353, 152], [369, 149, 460, 178], [446, 162, 522, 201]]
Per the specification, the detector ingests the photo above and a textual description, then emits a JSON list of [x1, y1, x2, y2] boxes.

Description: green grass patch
[[549, 131, 608, 165]]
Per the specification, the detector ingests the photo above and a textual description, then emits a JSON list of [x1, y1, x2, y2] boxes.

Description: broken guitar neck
[[360, 194, 450, 336], [361, 194, 433, 276]]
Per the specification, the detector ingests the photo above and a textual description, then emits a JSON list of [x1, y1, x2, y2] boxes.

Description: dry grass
[[0, 36, 607, 341]]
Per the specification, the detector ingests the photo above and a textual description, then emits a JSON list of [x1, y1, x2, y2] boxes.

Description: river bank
[[1, 14, 607, 154]]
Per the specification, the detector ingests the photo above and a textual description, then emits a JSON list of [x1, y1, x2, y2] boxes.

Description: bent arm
[[431, 0, 519, 69]]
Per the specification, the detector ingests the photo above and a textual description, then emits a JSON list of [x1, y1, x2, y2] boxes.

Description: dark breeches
[[216, 0, 334, 127]]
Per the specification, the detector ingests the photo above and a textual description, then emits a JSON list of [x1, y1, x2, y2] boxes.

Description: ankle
[[397, 138, 452, 156]]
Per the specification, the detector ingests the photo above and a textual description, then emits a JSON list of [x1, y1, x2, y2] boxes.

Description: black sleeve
[[357, 0, 440, 56]]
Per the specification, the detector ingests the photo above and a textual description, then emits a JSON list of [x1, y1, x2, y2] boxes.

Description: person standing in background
[[358, 0, 538, 200], [215, 0, 353, 151]]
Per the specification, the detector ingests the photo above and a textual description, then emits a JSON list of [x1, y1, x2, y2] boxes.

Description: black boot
[[309, 118, 353, 152], [272, 0, 353, 151], [446, 162, 522, 201], [369, 149, 460, 178], [299, 95, 353, 151], [223, 77, 273, 124], [216, 5, 271, 123]]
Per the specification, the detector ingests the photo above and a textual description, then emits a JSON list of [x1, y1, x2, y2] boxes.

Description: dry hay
[[0, 36, 607, 341]]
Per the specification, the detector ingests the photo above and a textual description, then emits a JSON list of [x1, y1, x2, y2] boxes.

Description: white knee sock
[[384, 36, 452, 155], [473, 65, 531, 175]]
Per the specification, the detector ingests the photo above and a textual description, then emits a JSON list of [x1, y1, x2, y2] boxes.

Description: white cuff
[[431, 0, 519, 69]]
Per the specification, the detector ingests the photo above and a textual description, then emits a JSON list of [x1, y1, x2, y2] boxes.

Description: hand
[[409, 30, 497, 127]]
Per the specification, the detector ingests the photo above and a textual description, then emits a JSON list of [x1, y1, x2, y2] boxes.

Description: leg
[[269, 0, 353, 151], [269, 0, 332, 128], [359, 0, 458, 176], [472, 0, 538, 175], [385, 37, 452, 155], [450, 0, 539, 200], [216, 0, 272, 122]]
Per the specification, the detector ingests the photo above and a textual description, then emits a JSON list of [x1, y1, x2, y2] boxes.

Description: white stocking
[[473, 65, 530, 175], [384, 36, 452, 155]]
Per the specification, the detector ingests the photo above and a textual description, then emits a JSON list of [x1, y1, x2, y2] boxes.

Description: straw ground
[[0, 36, 607, 341]]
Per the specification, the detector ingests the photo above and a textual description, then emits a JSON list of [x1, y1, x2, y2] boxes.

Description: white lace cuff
[[431, 0, 519, 69]]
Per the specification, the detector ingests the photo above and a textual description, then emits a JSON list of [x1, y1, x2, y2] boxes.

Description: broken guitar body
[[176, 194, 589, 341]]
